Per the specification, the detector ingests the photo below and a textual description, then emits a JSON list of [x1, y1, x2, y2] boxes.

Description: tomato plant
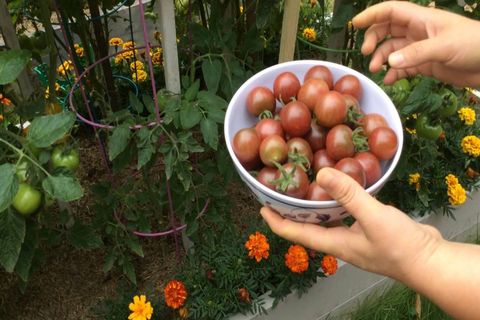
[[50, 145, 80, 171], [314, 91, 348, 128], [354, 151, 382, 187], [297, 78, 329, 111], [11, 183, 42, 215], [334, 75, 363, 101], [280, 100, 311, 137], [273, 72, 301, 104], [368, 127, 398, 161], [259, 134, 288, 167], [334, 158, 366, 188], [326, 124, 355, 160], [232, 128, 261, 169], [246, 87, 276, 116], [304, 65, 334, 89]]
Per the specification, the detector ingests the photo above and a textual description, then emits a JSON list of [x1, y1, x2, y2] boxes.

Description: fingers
[[369, 38, 411, 72], [352, 1, 423, 29], [316, 168, 385, 225], [260, 206, 357, 256], [362, 22, 407, 56], [388, 38, 446, 69]]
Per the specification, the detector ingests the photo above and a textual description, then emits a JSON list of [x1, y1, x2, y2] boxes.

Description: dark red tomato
[[312, 149, 337, 174], [233, 128, 261, 169], [259, 134, 288, 167], [314, 91, 348, 128], [368, 127, 398, 161], [255, 118, 284, 141], [274, 163, 309, 199], [287, 137, 313, 167], [334, 158, 366, 188], [354, 151, 382, 187], [257, 166, 278, 190], [305, 182, 333, 201], [246, 86, 276, 116], [304, 120, 327, 152], [359, 113, 388, 137], [280, 100, 311, 137], [326, 124, 355, 161], [273, 72, 301, 104], [343, 94, 362, 115], [334, 75, 363, 101], [304, 65, 334, 89], [297, 78, 329, 111]]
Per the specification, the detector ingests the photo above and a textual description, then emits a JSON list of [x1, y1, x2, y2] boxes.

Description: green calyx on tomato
[[12, 183, 42, 215], [437, 88, 458, 118], [415, 113, 443, 140], [352, 127, 369, 152], [51, 145, 80, 171], [15, 160, 30, 182]]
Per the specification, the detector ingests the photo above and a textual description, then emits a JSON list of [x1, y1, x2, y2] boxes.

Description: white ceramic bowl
[[224, 60, 403, 223]]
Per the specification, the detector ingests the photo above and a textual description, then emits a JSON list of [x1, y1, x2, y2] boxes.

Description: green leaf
[[200, 118, 219, 150], [15, 221, 37, 282], [103, 251, 116, 273], [201, 59, 222, 94], [126, 235, 144, 257], [184, 79, 200, 101], [164, 149, 175, 180], [0, 49, 31, 85], [136, 128, 155, 170], [180, 100, 202, 129], [256, 0, 272, 29], [122, 257, 137, 285], [27, 112, 76, 148], [67, 222, 103, 250], [0, 164, 19, 213], [129, 92, 143, 113], [108, 124, 131, 161], [198, 91, 227, 123], [402, 78, 438, 115], [42, 175, 84, 201], [0, 211, 26, 272]]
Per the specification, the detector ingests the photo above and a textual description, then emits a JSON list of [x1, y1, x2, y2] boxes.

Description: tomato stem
[[0, 137, 51, 177]]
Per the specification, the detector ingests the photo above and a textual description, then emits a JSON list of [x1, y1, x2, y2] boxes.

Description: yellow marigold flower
[[458, 107, 476, 125], [74, 43, 84, 57], [447, 183, 467, 206], [405, 127, 416, 135], [151, 48, 162, 65], [109, 37, 124, 46], [130, 60, 145, 71], [128, 295, 153, 320], [461, 135, 480, 157], [122, 49, 138, 60], [239, 5, 244, 13], [123, 41, 136, 50], [445, 174, 459, 187], [114, 54, 124, 64], [164, 280, 187, 309], [321, 255, 338, 276], [302, 27, 317, 42], [408, 173, 421, 191], [245, 231, 270, 262], [132, 69, 148, 83], [178, 307, 189, 319], [57, 60, 73, 76], [285, 244, 309, 273]]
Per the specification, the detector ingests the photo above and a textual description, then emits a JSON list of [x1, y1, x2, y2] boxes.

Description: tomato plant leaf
[[27, 112, 76, 148], [42, 175, 84, 201], [67, 222, 103, 250], [103, 251, 117, 274], [180, 100, 202, 129], [184, 79, 200, 101], [129, 92, 144, 113], [202, 59, 222, 94], [198, 91, 227, 123], [136, 128, 155, 170], [126, 235, 144, 257], [0, 164, 19, 213], [200, 117, 219, 150], [122, 256, 137, 285], [0, 49, 31, 85], [14, 221, 38, 282], [108, 124, 131, 161], [164, 149, 175, 180], [256, 0, 272, 29], [0, 210, 25, 272]]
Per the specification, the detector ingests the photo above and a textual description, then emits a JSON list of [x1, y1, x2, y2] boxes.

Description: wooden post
[[278, 0, 301, 63], [158, 0, 181, 94], [0, 0, 33, 98]]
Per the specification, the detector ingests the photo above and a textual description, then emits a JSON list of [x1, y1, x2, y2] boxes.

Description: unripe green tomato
[[12, 183, 42, 215], [50, 146, 80, 171]]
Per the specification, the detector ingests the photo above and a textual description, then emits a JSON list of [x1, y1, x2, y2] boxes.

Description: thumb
[[316, 168, 385, 224], [388, 38, 445, 69]]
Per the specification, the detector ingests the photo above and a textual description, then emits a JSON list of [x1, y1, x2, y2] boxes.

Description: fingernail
[[388, 52, 404, 67]]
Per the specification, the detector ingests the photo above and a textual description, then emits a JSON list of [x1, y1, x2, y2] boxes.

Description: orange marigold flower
[[321, 255, 338, 276], [302, 27, 317, 42], [447, 183, 467, 206], [445, 174, 459, 187], [245, 231, 270, 262], [164, 280, 187, 309], [238, 287, 251, 303], [461, 135, 480, 157], [128, 295, 153, 320], [285, 244, 309, 273], [466, 167, 480, 178]]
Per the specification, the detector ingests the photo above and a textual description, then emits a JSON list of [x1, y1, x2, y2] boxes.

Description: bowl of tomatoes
[[224, 60, 403, 223]]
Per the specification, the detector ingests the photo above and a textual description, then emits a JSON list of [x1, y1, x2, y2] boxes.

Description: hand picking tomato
[[247, 87, 276, 116], [51, 145, 80, 171], [273, 72, 301, 104], [12, 183, 42, 215], [280, 100, 311, 137]]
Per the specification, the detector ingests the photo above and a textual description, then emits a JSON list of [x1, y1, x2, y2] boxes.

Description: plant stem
[[0, 138, 50, 177]]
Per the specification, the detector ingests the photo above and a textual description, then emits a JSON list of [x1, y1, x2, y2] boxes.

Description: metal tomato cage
[[50, 0, 203, 256]]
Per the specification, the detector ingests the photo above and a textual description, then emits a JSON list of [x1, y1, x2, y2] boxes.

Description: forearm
[[401, 240, 480, 319]]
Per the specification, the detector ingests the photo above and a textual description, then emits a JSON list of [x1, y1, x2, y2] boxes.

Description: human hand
[[352, 1, 480, 87], [260, 167, 443, 280]]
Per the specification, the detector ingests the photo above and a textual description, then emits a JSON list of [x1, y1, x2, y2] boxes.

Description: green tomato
[[416, 114, 443, 140], [437, 88, 458, 118], [12, 183, 42, 215], [51, 146, 80, 171], [15, 160, 29, 182]]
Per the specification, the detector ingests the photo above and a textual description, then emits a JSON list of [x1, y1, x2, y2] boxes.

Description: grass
[[336, 282, 453, 320]]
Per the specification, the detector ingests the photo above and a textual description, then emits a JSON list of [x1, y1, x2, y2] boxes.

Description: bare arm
[[261, 168, 480, 319]]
